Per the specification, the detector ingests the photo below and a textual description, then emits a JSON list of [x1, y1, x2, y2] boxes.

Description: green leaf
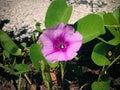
[[0, 30, 21, 56], [0, 63, 15, 74], [47, 62, 58, 68], [35, 22, 42, 32], [45, 0, 72, 28], [92, 42, 113, 66], [97, 30, 120, 45], [113, 6, 120, 23], [30, 44, 44, 70], [20, 42, 27, 48], [107, 29, 120, 45], [104, 13, 119, 25], [92, 80, 111, 90], [3, 50, 10, 58], [96, 12, 105, 20], [74, 14, 105, 43], [14, 64, 30, 74], [102, 13, 120, 45]]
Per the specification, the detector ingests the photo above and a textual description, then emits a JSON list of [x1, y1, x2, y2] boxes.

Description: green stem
[[32, 32, 36, 43], [104, 25, 120, 28], [24, 74, 32, 85], [45, 71, 52, 90], [18, 74, 22, 90], [106, 55, 120, 71], [41, 61, 51, 90], [60, 62, 66, 81], [97, 55, 120, 81], [12, 57, 16, 66], [97, 63, 106, 81], [97, 37, 108, 44]]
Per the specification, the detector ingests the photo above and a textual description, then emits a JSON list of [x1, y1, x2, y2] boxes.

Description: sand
[[0, 0, 120, 41]]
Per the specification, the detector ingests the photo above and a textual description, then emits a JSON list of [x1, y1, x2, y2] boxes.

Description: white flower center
[[60, 44, 65, 49]]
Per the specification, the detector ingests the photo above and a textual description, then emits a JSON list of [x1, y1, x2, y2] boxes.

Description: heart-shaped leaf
[[45, 0, 72, 28], [92, 42, 113, 66], [74, 14, 105, 43]]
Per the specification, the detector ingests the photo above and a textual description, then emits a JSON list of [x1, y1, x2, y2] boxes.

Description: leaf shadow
[[0, 19, 10, 29]]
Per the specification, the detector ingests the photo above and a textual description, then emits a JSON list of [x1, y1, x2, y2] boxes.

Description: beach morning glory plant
[[39, 23, 82, 63], [0, 0, 119, 89]]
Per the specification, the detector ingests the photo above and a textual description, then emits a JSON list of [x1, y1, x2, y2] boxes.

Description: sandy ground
[[0, 0, 120, 41]]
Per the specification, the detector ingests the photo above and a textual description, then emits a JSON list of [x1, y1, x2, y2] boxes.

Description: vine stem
[[79, 83, 89, 90], [106, 55, 120, 71], [18, 74, 22, 90], [104, 25, 120, 27], [97, 63, 106, 81], [40, 61, 51, 90], [60, 62, 66, 81], [97, 37, 108, 44], [97, 55, 120, 81], [24, 74, 32, 85]]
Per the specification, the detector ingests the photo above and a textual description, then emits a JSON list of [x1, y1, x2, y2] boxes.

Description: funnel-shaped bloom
[[39, 23, 82, 63]]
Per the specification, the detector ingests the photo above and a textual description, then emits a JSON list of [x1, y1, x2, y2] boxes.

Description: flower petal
[[66, 50, 77, 60], [65, 31, 82, 42], [44, 23, 66, 39], [68, 41, 82, 52], [45, 51, 68, 63], [65, 40, 82, 60], [39, 34, 54, 57]]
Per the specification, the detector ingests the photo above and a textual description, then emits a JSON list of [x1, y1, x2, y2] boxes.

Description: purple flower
[[39, 23, 82, 63]]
